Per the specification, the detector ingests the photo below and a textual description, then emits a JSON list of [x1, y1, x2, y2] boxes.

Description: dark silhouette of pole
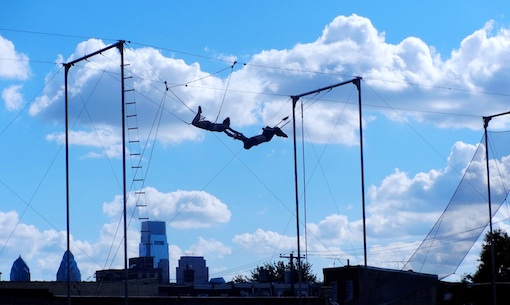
[[482, 111, 510, 305], [291, 96, 302, 303], [118, 41, 129, 305], [64, 63, 71, 305], [353, 77, 367, 266]]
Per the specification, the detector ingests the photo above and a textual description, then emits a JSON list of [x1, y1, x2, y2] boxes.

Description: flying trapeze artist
[[192, 105, 288, 149], [192, 106, 237, 137], [231, 126, 288, 150]]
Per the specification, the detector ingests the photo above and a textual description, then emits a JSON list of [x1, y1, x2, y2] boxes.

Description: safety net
[[403, 130, 510, 279]]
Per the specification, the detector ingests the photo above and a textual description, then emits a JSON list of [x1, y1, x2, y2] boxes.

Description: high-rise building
[[139, 221, 169, 283], [10, 255, 30, 282], [176, 256, 209, 284], [56, 250, 81, 282]]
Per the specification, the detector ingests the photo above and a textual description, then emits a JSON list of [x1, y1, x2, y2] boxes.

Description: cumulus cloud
[[233, 228, 296, 254], [28, 15, 510, 159], [366, 142, 479, 238], [29, 15, 510, 160], [46, 126, 122, 158], [306, 214, 362, 245], [0, 35, 30, 80], [230, 139, 504, 276], [0, 210, 118, 281], [103, 187, 231, 229], [186, 237, 232, 258], [8, 13, 510, 280], [0, 186, 233, 280], [2, 84, 24, 111], [0, 134, 500, 281]]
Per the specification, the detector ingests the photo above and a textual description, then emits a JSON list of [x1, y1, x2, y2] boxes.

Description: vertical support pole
[[64, 63, 71, 305], [291, 96, 303, 303], [354, 77, 367, 267], [301, 102, 308, 263], [483, 116, 497, 305], [118, 41, 129, 305]]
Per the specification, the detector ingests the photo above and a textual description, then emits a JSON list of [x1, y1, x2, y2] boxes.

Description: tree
[[466, 228, 510, 283], [243, 259, 319, 284], [231, 274, 249, 283]]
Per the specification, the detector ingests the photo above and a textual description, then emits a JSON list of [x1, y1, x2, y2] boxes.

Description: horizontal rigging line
[[0, 27, 118, 43], [75, 59, 510, 102], [47, 61, 487, 120], [330, 98, 481, 119], [1, 27, 509, 98], [3, 58, 508, 101], [361, 75, 510, 98], [129, 41, 232, 64]]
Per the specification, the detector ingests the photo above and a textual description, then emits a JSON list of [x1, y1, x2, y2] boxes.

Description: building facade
[[139, 220, 169, 283], [96, 257, 162, 283], [323, 265, 438, 305], [176, 256, 209, 284]]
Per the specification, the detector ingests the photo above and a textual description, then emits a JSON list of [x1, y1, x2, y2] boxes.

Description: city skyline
[[1, 1, 510, 282]]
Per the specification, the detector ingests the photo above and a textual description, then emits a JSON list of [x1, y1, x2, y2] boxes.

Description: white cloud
[[306, 214, 361, 244], [186, 237, 232, 258], [220, 139, 503, 276], [0, 210, 74, 280], [46, 126, 122, 158], [30, 16, 510, 156], [446, 21, 510, 92], [2, 84, 24, 111], [103, 187, 231, 229], [366, 142, 481, 239], [0, 35, 30, 80], [9, 13, 510, 281], [233, 228, 295, 254], [0, 138, 500, 281]]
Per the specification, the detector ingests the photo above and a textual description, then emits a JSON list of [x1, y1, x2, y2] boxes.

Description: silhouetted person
[[232, 126, 288, 149], [192, 106, 231, 132]]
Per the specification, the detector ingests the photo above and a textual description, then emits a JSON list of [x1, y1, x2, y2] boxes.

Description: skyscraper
[[176, 256, 209, 284], [139, 220, 169, 283], [10, 255, 30, 282], [56, 250, 81, 282]]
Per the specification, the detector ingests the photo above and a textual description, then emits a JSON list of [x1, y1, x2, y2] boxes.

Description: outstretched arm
[[224, 127, 245, 139]]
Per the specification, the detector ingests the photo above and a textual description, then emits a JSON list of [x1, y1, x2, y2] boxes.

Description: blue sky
[[1, 0, 510, 282]]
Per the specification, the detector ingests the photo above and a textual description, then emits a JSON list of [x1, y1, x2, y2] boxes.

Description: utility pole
[[280, 252, 306, 298], [280, 252, 296, 296]]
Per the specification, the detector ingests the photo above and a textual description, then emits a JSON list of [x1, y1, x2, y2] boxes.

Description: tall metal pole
[[118, 41, 129, 305], [482, 110, 510, 305], [291, 96, 303, 302], [483, 116, 498, 305], [354, 77, 367, 266], [64, 63, 71, 305]]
